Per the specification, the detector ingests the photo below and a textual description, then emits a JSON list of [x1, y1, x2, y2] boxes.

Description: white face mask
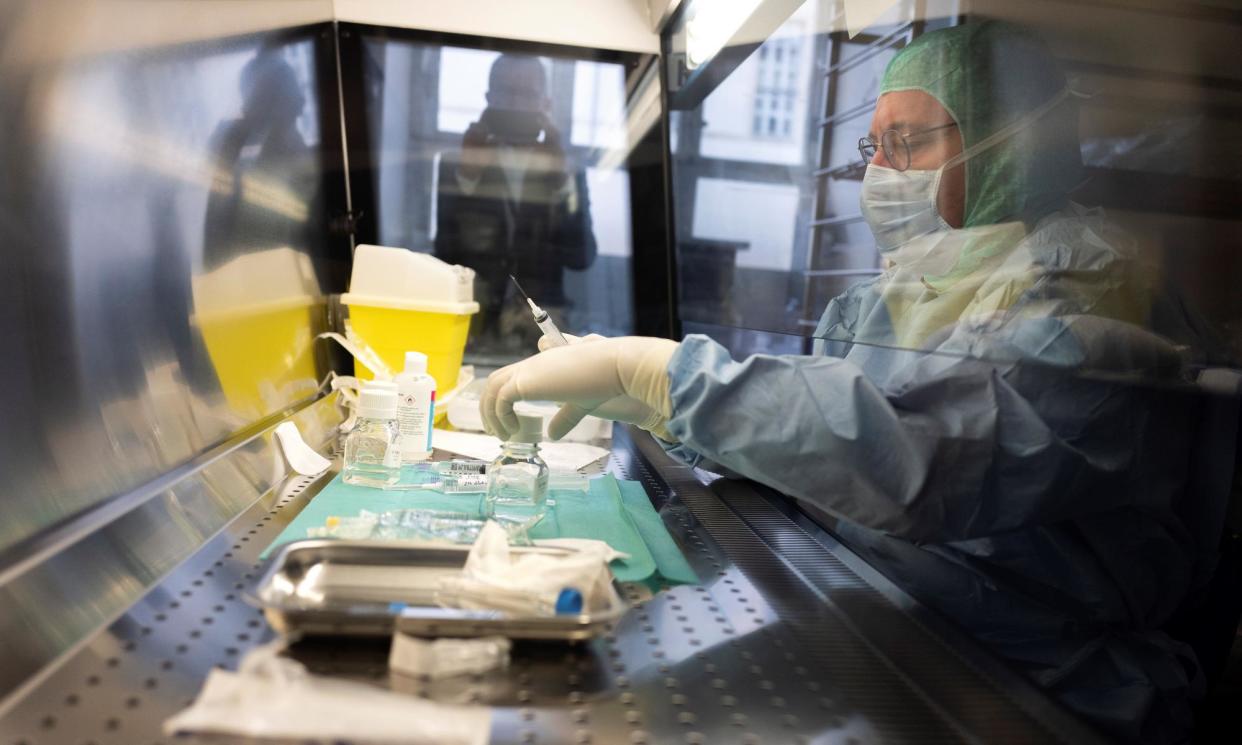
[[859, 164, 952, 253]]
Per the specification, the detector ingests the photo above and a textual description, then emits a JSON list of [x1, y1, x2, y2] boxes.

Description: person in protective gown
[[203, 52, 322, 271], [481, 22, 1224, 743], [435, 53, 597, 354]]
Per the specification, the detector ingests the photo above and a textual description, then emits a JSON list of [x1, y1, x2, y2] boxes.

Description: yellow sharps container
[[340, 245, 479, 394], [191, 247, 324, 420]]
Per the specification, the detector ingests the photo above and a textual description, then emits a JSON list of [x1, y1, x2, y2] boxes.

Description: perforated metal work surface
[[0, 469, 324, 745], [0, 428, 1105, 745]]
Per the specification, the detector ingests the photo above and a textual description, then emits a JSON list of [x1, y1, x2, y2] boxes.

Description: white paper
[[164, 644, 489, 745], [432, 429, 609, 471], [273, 421, 331, 476], [536, 441, 611, 471], [389, 635, 511, 680]]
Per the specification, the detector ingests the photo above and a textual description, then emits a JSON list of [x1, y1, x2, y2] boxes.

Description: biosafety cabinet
[[1, 1, 1240, 744]]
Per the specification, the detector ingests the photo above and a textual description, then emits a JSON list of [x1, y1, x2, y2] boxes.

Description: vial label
[[443, 474, 489, 493], [442, 461, 487, 475]]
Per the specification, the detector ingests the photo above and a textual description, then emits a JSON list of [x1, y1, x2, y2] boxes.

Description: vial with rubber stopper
[[343, 385, 402, 488], [485, 412, 549, 540]]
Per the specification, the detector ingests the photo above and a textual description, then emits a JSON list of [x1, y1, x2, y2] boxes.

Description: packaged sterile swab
[[435, 578, 584, 616]]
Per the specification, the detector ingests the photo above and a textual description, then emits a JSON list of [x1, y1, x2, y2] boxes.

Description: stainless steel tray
[[249, 540, 627, 640]]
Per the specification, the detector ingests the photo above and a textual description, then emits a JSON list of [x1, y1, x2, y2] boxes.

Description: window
[[753, 37, 802, 139]]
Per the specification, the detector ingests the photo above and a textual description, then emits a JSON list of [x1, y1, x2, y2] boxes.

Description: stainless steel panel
[[0, 392, 343, 709], [0, 0, 341, 561], [0, 426, 1106, 744], [0, 0, 347, 704]]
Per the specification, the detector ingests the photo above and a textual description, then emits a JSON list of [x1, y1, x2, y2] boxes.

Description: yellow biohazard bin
[[340, 245, 479, 393]]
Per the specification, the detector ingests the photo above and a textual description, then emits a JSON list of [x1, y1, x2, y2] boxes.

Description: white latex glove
[[536, 331, 604, 352], [536, 333, 674, 440], [482, 336, 680, 441]]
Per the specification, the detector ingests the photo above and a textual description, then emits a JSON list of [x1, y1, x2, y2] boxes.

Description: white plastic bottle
[[394, 351, 436, 463]]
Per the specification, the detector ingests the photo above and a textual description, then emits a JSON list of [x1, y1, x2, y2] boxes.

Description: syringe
[[509, 275, 568, 348]]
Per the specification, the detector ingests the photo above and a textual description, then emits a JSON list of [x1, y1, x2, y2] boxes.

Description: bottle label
[[398, 383, 435, 458], [426, 392, 436, 451]]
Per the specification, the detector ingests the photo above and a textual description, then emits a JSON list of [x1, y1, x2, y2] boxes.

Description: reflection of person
[[482, 22, 1224, 744], [203, 51, 321, 272], [435, 54, 596, 353]]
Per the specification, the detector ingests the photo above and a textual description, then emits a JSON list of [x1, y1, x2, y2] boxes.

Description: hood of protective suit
[[879, 21, 1083, 230], [866, 21, 1092, 326]]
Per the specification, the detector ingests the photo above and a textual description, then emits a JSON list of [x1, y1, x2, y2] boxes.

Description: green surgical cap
[[880, 21, 1082, 228]]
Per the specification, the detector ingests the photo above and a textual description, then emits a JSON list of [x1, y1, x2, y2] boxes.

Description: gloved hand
[[535, 334, 675, 441], [536, 332, 604, 352], [482, 336, 680, 442]]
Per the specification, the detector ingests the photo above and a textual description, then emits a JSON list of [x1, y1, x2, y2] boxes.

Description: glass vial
[[485, 413, 549, 539], [343, 385, 402, 488]]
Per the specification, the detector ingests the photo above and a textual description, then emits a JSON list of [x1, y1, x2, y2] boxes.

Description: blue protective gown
[[662, 205, 1220, 744]]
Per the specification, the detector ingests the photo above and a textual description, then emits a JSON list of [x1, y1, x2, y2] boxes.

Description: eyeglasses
[[858, 122, 958, 172]]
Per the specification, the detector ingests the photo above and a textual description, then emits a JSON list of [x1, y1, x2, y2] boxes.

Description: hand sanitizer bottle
[[343, 385, 402, 487], [394, 351, 436, 464]]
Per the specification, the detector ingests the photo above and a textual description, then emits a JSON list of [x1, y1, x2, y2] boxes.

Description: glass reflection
[[0, 28, 334, 554], [362, 38, 634, 364], [666, 7, 1242, 743], [196, 48, 328, 420], [204, 50, 324, 270], [435, 53, 597, 355]]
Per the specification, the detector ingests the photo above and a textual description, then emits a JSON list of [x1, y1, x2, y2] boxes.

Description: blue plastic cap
[[554, 588, 584, 615]]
